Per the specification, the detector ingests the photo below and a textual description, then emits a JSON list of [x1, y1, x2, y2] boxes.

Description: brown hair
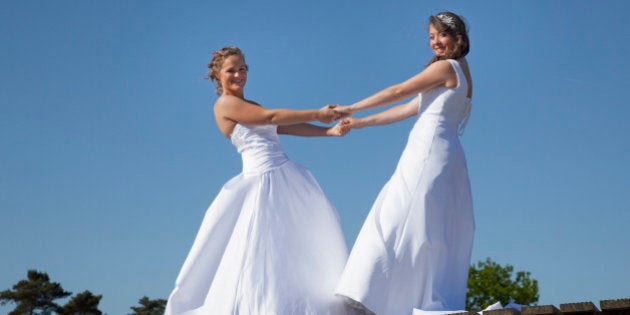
[[207, 46, 248, 95], [427, 12, 470, 66]]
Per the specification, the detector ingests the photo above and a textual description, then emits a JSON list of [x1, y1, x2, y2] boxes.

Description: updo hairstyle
[[208, 46, 248, 95], [427, 12, 470, 65]]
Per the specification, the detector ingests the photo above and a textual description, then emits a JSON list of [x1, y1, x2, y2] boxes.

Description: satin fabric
[[336, 59, 475, 315], [166, 123, 350, 315]]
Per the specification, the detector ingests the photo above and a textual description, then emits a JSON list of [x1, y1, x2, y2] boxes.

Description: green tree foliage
[[59, 290, 103, 315], [0, 269, 72, 315], [129, 296, 167, 315], [467, 258, 539, 310]]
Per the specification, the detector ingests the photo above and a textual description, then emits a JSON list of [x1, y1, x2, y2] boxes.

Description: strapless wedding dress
[[165, 123, 349, 315]]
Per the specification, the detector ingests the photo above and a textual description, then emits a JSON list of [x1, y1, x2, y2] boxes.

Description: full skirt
[[336, 123, 475, 315], [166, 161, 349, 315]]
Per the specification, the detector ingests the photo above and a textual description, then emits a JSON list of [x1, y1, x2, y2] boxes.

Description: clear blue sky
[[2, 1, 629, 314]]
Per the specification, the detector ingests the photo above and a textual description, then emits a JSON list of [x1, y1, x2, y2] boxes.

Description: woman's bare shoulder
[[215, 95, 241, 107], [424, 59, 456, 77], [215, 95, 261, 109]]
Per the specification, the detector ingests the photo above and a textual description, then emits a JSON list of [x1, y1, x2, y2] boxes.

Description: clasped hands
[[317, 104, 358, 137]]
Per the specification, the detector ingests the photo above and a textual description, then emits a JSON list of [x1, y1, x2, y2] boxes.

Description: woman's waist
[[417, 112, 465, 124], [240, 150, 289, 173], [413, 116, 464, 135]]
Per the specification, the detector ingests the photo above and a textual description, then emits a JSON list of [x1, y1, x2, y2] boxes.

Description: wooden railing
[[453, 298, 630, 315]]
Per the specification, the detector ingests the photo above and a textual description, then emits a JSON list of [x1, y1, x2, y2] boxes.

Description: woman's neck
[[223, 89, 244, 99]]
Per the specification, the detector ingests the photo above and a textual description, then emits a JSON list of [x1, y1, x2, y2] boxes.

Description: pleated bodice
[[230, 123, 288, 174]]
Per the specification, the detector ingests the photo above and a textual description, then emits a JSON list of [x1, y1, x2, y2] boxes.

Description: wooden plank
[[600, 298, 630, 315], [521, 305, 562, 315], [601, 298, 630, 311], [560, 301, 600, 314], [484, 309, 521, 315]]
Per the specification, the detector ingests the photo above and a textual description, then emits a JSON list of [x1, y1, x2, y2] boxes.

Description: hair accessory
[[436, 14, 456, 29]]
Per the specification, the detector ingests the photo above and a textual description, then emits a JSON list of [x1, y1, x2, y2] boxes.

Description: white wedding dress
[[165, 123, 350, 315], [336, 59, 475, 315]]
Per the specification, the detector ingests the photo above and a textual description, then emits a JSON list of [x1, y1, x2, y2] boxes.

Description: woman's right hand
[[317, 105, 337, 124]]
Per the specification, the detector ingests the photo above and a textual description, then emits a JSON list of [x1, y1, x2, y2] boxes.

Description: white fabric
[[412, 310, 466, 315], [480, 302, 503, 313], [478, 301, 522, 314], [165, 123, 350, 315], [336, 59, 475, 315], [412, 301, 523, 315]]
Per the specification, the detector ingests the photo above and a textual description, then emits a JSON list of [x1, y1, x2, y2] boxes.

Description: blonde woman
[[165, 46, 351, 315]]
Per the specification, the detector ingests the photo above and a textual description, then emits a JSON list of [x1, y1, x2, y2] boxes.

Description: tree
[[466, 258, 539, 311], [129, 296, 167, 315], [0, 269, 72, 315], [59, 290, 103, 315]]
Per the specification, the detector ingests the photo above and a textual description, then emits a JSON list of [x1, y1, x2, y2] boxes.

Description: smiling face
[[208, 46, 247, 95], [429, 23, 455, 57], [217, 55, 248, 96], [425, 12, 470, 66]]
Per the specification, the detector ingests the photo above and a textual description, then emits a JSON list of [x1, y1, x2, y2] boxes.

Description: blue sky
[[2, 1, 629, 314]]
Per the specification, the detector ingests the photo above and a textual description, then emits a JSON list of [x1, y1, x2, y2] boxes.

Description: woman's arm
[[215, 95, 336, 125], [347, 96, 420, 129], [341, 60, 455, 114], [277, 121, 350, 137]]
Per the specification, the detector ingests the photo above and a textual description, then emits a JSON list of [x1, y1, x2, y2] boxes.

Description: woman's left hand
[[327, 119, 351, 136], [332, 105, 353, 120]]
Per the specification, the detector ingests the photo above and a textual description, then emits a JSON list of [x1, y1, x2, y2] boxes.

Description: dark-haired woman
[[335, 12, 475, 315], [165, 46, 351, 315]]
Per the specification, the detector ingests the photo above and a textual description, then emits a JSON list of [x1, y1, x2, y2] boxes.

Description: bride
[[165, 46, 351, 315]]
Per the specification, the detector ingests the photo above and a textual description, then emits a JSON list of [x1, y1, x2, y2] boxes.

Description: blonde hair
[[427, 12, 470, 66], [207, 46, 248, 95]]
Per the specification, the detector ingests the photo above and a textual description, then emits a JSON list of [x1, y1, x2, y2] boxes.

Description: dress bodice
[[230, 123, 288, 174], [416, 59, 472, 135]]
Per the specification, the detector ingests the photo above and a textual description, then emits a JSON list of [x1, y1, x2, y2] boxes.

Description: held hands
[[332, 105, 354, 120], [326, 117, 367, 136], [316, 104, 363, 136], [327, 119, 352, 137], [317, 105, 338, 124], [340, 117, 365, 129], [317, 104, 353, 124]]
